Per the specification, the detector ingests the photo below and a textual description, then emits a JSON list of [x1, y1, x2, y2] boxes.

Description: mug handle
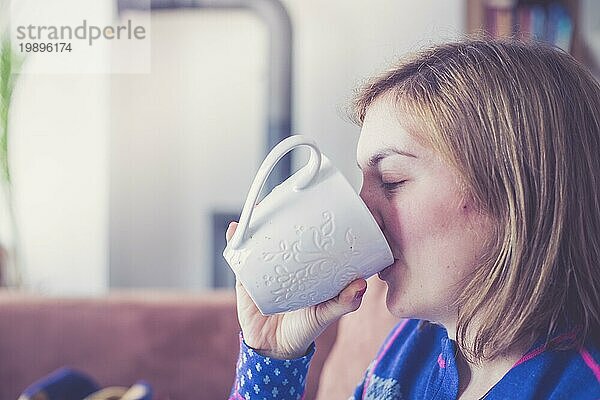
[[228, 135, 322, 250]]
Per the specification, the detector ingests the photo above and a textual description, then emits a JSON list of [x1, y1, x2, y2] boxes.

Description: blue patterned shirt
[[230, 320, 600, 399]]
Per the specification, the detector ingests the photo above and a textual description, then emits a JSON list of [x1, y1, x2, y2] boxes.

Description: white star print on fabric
[[231, 333, 314, 400]]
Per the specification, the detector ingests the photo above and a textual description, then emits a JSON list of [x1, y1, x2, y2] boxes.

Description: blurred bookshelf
[[466, 0, 600, 77]]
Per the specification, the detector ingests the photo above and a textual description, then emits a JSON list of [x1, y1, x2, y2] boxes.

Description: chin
[[382, 284, 430, 321], [383, 286, 413, 319]]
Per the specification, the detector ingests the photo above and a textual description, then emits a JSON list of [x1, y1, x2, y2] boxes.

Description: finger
[[235, 279, 247, 298], [235, 279, 262, 315], [315, 278, 368, 326], [225, 221, 238, 242]]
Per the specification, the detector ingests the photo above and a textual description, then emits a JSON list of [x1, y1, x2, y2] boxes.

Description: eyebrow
[[357, 147, 417, 170]]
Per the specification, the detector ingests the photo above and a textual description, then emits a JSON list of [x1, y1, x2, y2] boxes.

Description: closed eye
[[381, 180, 407, 192]]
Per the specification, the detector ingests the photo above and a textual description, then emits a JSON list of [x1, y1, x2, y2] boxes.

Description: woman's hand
[[226, 221, 368, 359]]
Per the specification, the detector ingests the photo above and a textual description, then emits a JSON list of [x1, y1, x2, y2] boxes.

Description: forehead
[[356, 96, 426, 165]]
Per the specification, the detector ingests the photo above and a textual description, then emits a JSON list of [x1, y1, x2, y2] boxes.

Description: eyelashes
[[381, 180, 407, 193]]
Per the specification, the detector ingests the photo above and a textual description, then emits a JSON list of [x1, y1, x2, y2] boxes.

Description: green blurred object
[[0, 33, 24, 287], [1, 35, 18, 184]]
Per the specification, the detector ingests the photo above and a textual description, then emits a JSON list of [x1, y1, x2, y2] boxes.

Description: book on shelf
[[547, 3, 573, 51], [484, 0, 516, 37], [531, 5, 547, 41], [516, 6, 532, 40]]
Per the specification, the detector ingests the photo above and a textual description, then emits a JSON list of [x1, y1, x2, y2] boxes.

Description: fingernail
[[354, 288, 366, 300]]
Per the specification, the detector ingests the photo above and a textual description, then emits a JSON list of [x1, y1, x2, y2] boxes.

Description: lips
[[378, 258, 399, 280], [377, 266, 390, 279]]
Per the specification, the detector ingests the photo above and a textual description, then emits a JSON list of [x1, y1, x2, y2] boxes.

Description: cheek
[[388, 188, 462, 246], [387, 187, 489, 277]]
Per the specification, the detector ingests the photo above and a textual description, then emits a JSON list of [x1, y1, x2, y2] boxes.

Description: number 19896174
[[19, 42, 72, 53]]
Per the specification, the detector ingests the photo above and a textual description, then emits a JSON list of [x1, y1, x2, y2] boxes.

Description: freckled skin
[[356, 96, 494, 326]]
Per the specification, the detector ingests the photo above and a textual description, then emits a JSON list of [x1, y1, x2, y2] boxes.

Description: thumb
[[316, 278, 367, 326]]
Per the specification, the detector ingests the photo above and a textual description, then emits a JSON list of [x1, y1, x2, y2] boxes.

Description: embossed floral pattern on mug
[[260, 211, 361, 309]]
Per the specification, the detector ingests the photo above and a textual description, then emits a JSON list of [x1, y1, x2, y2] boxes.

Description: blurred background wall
[[7, 0, 597, 294], [109, 9, 269, 290]]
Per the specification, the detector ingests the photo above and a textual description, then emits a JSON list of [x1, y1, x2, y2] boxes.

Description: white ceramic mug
[[223, 135, 393, 315]]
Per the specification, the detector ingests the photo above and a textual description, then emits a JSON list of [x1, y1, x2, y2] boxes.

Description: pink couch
[[0, 279, 398, 399]]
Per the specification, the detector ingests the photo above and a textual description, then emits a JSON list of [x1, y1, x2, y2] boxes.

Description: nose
[[359, 181, 385, 231]]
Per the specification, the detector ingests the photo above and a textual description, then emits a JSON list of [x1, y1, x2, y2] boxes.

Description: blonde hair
[[352, 38, 600, 361]]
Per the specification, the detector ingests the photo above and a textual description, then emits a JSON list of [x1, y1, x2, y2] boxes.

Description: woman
[[227, 38, 600, 399]]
